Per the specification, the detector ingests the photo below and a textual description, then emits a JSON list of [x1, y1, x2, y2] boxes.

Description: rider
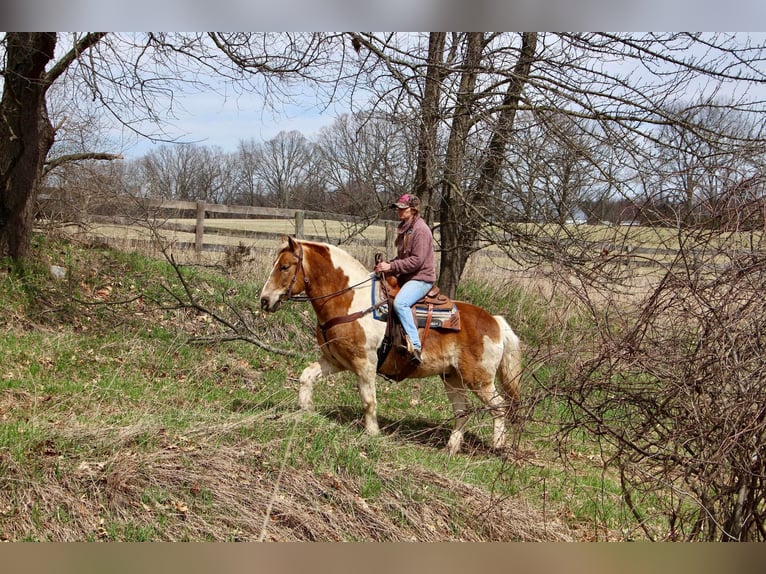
[[373, 193, 436, 366]]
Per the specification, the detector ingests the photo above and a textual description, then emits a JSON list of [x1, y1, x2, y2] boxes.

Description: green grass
[[0, 232, 655, 541]]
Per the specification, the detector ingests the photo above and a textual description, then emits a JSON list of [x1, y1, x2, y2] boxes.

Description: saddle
[[372, 278, 461, 331], [372, 269, 461, 381]]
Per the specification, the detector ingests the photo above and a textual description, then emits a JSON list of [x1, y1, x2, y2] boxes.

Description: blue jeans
[[393, 279, 433, 351]]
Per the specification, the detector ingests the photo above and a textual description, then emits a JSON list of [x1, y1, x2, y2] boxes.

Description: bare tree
[[315, 112, 415, 217], [255, 130, 311, 209], [412, 32, 449, 225], [641, 99, 766, 227], [0, 31, 347, 262], [0, 33, 112, 260], [231, 138, 265, 206], [502, 109, 607, 225], [137, 144, 231, 203], [347, 32, 539, 296], [346, 32, 766, 289]]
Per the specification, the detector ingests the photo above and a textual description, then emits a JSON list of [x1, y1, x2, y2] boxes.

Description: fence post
[[385, 221, 395, 255], [195, 200, 206, 253], [295, 211, 305, 239]]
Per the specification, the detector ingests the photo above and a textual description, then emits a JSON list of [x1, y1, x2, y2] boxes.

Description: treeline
[[44, 109, 766, 232], [43, 114, 410, 225]]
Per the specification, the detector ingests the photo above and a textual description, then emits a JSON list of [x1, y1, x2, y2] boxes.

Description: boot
[[410, 348, 422, 366]]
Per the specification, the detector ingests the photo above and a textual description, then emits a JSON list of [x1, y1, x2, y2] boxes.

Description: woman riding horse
[[373, 194, 435, 366]]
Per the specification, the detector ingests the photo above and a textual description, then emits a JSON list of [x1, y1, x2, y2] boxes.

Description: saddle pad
[[372, 277, 461, 331]]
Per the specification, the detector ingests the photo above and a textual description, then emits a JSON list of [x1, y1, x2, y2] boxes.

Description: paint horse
[[259, 236, 522, 454]]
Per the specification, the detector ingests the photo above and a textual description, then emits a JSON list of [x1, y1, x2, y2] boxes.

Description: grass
[[0, 231, 650, 541]]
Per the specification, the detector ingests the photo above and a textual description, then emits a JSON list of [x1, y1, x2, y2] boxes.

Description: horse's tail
[[494, 315, 522, 419]]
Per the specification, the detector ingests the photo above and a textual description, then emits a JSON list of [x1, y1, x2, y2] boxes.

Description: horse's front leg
[[298, 357, 339, 412], [356, 362, 379, 436]]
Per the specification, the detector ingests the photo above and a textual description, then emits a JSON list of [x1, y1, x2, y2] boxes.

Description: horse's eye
[[280, 264, 290, 272]]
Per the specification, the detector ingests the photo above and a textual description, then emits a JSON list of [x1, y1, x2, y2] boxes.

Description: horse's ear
[[283, 235, 299, 253]]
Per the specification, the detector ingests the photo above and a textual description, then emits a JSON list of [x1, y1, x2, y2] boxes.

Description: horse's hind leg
[[473, 384, 507, 450], [442, 373, 470, 455]]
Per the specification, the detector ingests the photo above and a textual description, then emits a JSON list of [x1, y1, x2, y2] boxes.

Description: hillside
[[0, 233, 579, 542]]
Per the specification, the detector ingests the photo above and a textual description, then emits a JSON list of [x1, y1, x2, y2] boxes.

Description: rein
[[288, 275, 375, 303]]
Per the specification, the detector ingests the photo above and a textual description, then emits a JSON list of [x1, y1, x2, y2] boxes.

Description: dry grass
[[0, 232, 584, 542], [0, 413, 573, 542]]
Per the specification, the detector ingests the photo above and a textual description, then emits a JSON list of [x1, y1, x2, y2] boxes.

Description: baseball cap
[[391, 193, 420, 209]]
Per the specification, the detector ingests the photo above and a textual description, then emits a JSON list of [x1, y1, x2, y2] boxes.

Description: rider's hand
[[374, 261, 391, 273]]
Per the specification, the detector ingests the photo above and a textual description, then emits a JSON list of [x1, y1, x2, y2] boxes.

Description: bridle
[[279, 241, 385, 335], [283, 241, 309, 302]]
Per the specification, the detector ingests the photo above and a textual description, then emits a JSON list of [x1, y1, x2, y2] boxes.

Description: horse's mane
[[301, 240, 371, 281]]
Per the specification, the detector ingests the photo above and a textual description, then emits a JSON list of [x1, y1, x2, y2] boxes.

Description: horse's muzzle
[[260, 296, 280, 313]]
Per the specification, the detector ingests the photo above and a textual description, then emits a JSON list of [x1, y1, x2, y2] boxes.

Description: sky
[[120, 89, 343, 160]]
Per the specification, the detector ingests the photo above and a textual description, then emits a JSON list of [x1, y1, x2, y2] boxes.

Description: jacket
[[389, 215, 436, 284]]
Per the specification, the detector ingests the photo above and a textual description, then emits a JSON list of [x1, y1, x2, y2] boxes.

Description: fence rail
[[71, 196, 398, 255], [41, 194, 765, 271]]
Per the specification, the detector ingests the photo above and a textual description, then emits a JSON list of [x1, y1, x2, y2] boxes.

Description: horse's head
[[260, 235, 306, 312]]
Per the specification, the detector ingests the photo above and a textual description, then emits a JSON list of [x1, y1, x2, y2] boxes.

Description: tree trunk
[[414, 32, 446, 227], [439, 32, 537, 298], [0, 33, 57, 260], [438, 33, 484, 298], [474, 33, 537, 199]]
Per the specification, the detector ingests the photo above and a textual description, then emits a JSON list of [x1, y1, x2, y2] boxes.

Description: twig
[[259, 414, 299, 541]]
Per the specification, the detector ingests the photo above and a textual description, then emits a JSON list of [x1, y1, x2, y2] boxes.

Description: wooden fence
[[44, 193, 763, 271], [80, 196, 398, 256]]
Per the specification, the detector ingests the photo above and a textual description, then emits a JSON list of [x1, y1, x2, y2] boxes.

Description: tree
[[412, 32, 449, 225], [643, 99, 766, 228], [0, 33, 57, 260], [231, 138, 265, 206], [348, 32, 766, 291], [349, 32, 538, 296], [1, 32, 344, 262], [138, 144, 231, 203], [0, 33, 115, 260], [255, 130, 311, 209], [504, 109, 606, 225], [315, 112, 415, 217]]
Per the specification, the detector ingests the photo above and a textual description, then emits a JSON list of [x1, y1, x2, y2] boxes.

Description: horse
[[259, 235, 523, 454]]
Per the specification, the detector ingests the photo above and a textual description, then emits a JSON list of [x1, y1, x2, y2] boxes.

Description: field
[[5, 215, 763, 542], [70, 214, 766, 284], [0, 229, 638, 542]]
